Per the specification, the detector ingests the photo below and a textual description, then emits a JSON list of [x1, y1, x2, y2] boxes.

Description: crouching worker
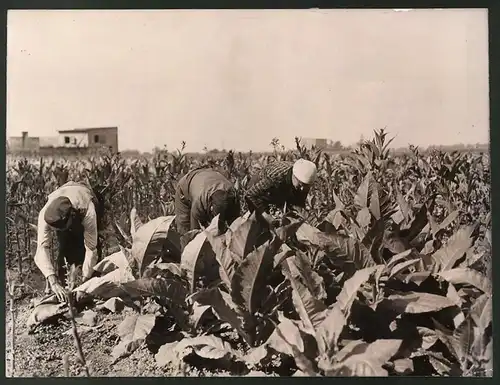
[[174, 168, 241, 245], [34, 182, 101, 303], [244, 159, 317, 232]]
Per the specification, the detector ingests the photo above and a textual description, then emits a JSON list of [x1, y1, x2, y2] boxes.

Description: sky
[[7, 9, 489, 153]]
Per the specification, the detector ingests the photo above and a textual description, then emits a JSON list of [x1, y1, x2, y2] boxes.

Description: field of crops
[[5, 130, 492, 377]]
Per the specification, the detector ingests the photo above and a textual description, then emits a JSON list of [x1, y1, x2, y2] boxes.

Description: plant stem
[[62, 354, 70, 377], [67, 296, 90, 377], [7, 281, 16, 377]]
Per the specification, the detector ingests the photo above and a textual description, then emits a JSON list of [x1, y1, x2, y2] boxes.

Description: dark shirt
[[184, 168, 238, 229], [244, 161, 308, 214]]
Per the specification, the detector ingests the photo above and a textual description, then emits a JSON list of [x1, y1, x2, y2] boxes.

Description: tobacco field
[[5, 130, 492, 377]]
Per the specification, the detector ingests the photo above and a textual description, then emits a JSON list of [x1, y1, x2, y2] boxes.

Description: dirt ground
[[5, 265, 274, 378], [4, 266, 235, 378]]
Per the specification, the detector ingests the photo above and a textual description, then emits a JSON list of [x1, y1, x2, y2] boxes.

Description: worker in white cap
[[244, 159, 317, 231]]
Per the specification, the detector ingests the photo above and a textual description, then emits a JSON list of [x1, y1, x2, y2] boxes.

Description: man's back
[[46, 182, 95, 216], [188, 168, 234, 203]]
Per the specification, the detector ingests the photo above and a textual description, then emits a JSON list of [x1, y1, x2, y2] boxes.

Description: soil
[[5, 266, 274, 378], [4, 267, 234, 378]]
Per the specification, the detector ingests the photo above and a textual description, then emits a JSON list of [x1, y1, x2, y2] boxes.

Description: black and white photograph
[[5, 8, 491, 377]]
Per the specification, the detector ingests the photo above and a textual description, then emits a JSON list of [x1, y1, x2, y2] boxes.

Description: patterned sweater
[[244, 161, 308, 213]]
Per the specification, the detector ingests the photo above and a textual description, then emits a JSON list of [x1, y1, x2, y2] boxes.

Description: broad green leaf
[[112, 313, 156, 363], [386, 249, 413, 269], [389, 259, 421, 279], [93, 250, 129, 274], [469, 294, 492, 332], [189, 303, 211, 329], [96, 297, 127, 313], [176, 335, 236, 360], [356, 207, 371, 229], [426, 351, 458, 375], [433, 210, 460, 236], [189, 288, 253, 346], [273, 245, 295, 268], [228, 211, 267, 259], [369, 181, 381, 219], [324, 204, 348, 229], [432, 318, 474, 364], [295, 222, 339, 249], [432, 225, 476, 271], [155, 335, 236, 368], [446, 283, 463, 307], [144, 262, 183, 278], [354, 171, 371, 209], [438, 268, 492, 294], [403, 271, 431, 286], [336, 265, 380, 314], [383, 231, 410, 254], [129, 207, 143, 236], [267, 314, 305, 355], [130, 216, 178, 277], [180, 229, 216, 293], [272, 317, 318, 376], [406, 198, 434, 242], [26, 299, 68, 330], [316, 305, 346, 356], [282, 260, 327, 335], [396, 191, 411, 225], [382, 292, 456, 314], [288, 250, 327, 300], [231, 237, 281, 314], [417, 327, 438, 350], [72, 266, 136, 300], [121, 277, 188, 304], [275, 218, 305, 242], [296, 224, 375, 269], [205, 225, 242, 288], [334, 340, 368, 362], [327, 339, 402, 377]]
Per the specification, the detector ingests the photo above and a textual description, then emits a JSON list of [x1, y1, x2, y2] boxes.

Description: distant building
[[7, 127, 119, 155], [57, 127, 119, 153], [8, 131, 40, 152], [300, 138, 328, 150]]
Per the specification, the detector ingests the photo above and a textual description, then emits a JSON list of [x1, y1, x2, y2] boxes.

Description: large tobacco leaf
[[432, 225, 477, 272], [111, 313, 156, 363], [335, 265, 381, 315], [180, 228, 217, 293], [438, 268, 492, 294], [231, 236, 282, 315], [282, 259, 327, 336], [155, 335, 239, 368], [324, 339, 403, 376], [189, 287, 254, 346], [130, 216, 178, 277], [381, 292, 457, 314]]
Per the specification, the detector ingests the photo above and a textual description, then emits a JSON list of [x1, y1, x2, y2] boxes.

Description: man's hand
[[260, 212, 279, 236], [82, 250, 97, 282], [47, 274, 69, 303]]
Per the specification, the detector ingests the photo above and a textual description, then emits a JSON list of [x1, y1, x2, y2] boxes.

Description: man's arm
[[190, 199, 204, 230], [81, 202, 99, 280], [34, 206, 56, 278], [245, 162, 291, 214], [244, 176, 275, 214]]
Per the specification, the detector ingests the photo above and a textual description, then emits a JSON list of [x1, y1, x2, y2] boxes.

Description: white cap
[[292, 159, 317, 184]]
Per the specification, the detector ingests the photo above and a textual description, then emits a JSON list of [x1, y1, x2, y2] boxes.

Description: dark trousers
[[174, 178, 192, 237], [55, 219, 102, 283], [174, 167, 210, 237], [56, 223, 86, 283]]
